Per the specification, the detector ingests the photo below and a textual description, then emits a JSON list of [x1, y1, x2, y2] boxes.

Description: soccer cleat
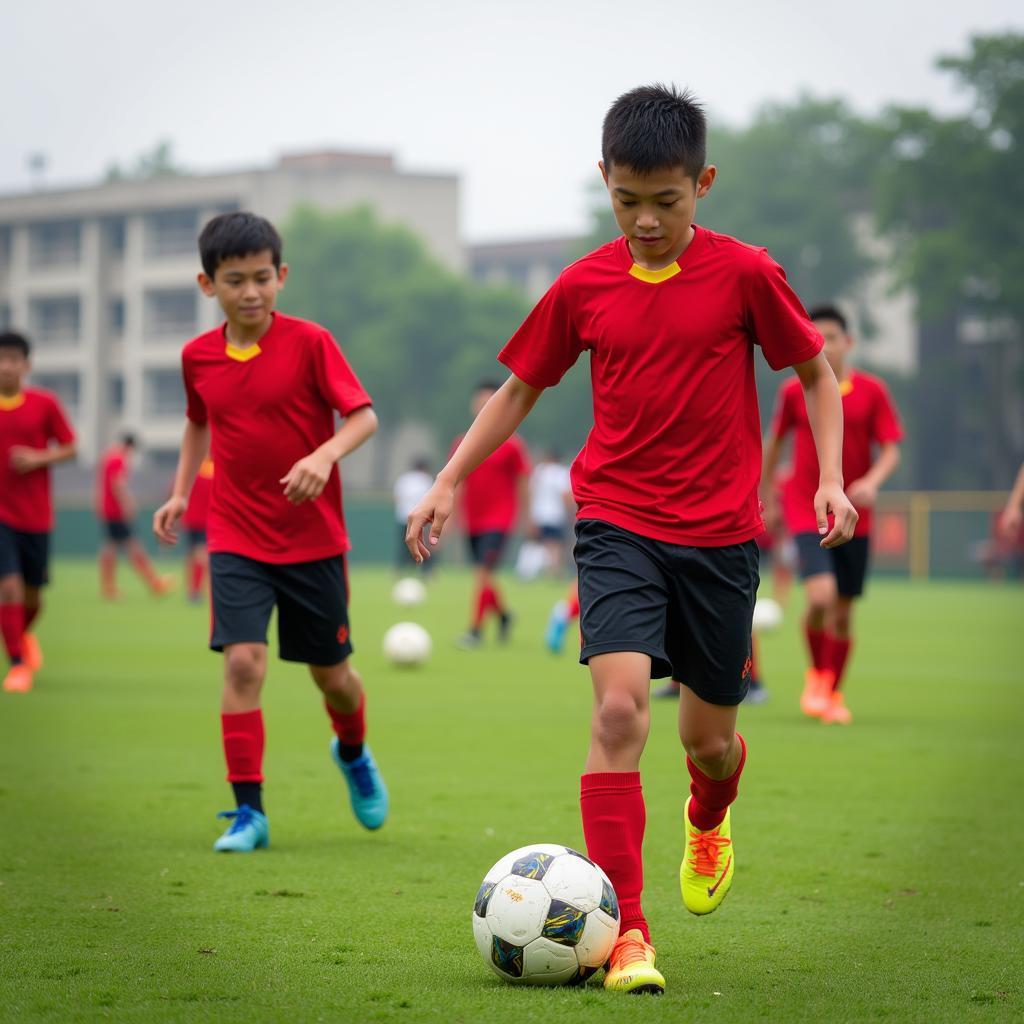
[[22, 634, 43, 672], [545, 601, 569, 654], [603, 928, 665, 995], [151, 575, 176, 597], [456, 629, 481, 650], [213, 804, 269, 852], [800, 668, 832, 718], [680, 798, 734, 915], [2, 664, 33, 693], [821, 690, 853, 725], [332, 739, 389, 830], [652, 680, 681, 698]]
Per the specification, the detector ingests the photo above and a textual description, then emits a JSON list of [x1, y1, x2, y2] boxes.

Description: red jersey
[[98, 445, 132, 522], [0, 389, 75, 533], [182, 459, 214, 530], [499, 227, 823, 546], [456, 435, 530, 534], [771, 370, 903, 537], [182, 313, 371, 564]]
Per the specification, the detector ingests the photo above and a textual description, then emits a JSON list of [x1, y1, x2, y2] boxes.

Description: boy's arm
[[153, 420, 210, 543], [406, 375, 544, 562], [8, 441, 76, 473], [792, 352, 858, 548], [280, 405, 378, 505], [847, 442, 901, 508]]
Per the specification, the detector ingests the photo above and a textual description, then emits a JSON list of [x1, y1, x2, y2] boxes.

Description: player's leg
[[185, 531, 208, 603], [124, 534, 172, 595], [0, 551, 29, 692], [821, 537, 868, 724], [794, 532, 838, 716], [98, 526, 120, 599], [545, 578, 579, 654]]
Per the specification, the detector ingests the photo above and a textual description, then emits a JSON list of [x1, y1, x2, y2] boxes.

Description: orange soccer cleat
[[800, 668, 833, 718], [21, 633, 43, 672], [3, 664, 34, 693], [821, 690, 853, 725]]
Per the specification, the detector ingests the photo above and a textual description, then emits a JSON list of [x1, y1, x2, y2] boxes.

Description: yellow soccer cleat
[[680, 798, 734, 915], [603, 928, 665, 995]]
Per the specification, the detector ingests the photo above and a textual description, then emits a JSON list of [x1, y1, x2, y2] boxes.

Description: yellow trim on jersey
[[0, 392, 26, 411], [839, 378, 854, 397], [628, 261, 682, 284], [225, 342, 262, 363]]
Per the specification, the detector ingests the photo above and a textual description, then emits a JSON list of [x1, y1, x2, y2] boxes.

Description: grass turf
[[0, 562, 1020, 1023]]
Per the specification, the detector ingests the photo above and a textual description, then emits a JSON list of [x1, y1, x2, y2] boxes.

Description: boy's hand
[[845, 476, 878, 508], [9, 446, 47, 474], [153, 496, 187, 545], [406, 479, 456, 563], [814, 482, 858, 548], [281, 452, 333, 505]]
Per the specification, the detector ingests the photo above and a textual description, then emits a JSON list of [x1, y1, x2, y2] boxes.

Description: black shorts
[[468, 531, 508, 569], [186, 527, 207, 549], [0, 523, 50, 588], [104, 520, 133, 542], [794, 533, 870, 598], [209, 552, 353, 665], [574, 519, 759, 706], [538, 523, 567, 542]]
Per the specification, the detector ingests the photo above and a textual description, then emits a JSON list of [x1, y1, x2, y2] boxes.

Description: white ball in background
[[752, 597, 784, 633], [382, 622, 432, 666], [392, 576, 427, 607]]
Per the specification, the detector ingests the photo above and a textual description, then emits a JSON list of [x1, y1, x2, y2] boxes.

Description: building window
[[103, 217, 126, 258], [144, 209, 198, 259], [144, 369, 186, 416], [109, 297, 125, 336], [109, 374, 124, 414], [30, 371, 81, 415], [0, 303, 10, 330], [29, 220, 82, 268], [29, 296, 81, 347], [144, 289, 197, 340]]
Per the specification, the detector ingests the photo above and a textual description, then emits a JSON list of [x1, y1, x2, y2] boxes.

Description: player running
[[0, 331, 76, 694], [154, 211, 387, 852], [407, 86, 856, 994], [764, 304, 903, 725]]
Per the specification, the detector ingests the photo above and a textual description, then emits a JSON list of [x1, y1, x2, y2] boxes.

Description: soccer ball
[[472, 843, 620, 986], [392, 576, 427, 607], [382, 622, 431, 666], [752, 597, 783, 633]]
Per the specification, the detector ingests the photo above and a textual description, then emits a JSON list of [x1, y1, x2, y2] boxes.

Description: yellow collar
[[628, 262, 681, 284], [0, 392, 26, 411], [225, 342, 262, 363]]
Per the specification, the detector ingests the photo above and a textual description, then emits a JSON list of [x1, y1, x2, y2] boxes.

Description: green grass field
[[0, 562, 1020, 1023]]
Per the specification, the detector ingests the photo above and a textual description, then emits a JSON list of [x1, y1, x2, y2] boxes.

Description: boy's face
[[0, 348, 28, 394], [600, 161, 716, 264], [198, 250, 288, 328], [813, 318, 854, 376]]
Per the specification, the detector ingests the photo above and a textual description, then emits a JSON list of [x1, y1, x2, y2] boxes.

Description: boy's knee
[[224, 645, 265, 689], [0, 575, 21, 603], [684, 733, 733, 769], [594, 691, 645, 749]]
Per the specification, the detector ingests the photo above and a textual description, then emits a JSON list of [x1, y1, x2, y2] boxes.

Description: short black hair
[[808, 304, 849, 333], [120, 431, 137, 449], [0, 331, 30, 357], [199, 211, 282, 278], [602, 84, 707, 180], [474, 380, 501, 394]]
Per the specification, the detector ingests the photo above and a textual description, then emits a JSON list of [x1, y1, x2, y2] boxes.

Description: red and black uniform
[[182, 459, 214, 548], [771, 370, 903, 596], [97, 445, 134, 541]]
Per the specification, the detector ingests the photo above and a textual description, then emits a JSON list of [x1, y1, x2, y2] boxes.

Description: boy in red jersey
[[0, 331, 76, 693], [153, 212, 387, 852], [181, 458, 214, 602], [97, 434, 173, 599], [764, 304, 902, 724], [452, 381, 530, 648], [407, 86, 856, 994]]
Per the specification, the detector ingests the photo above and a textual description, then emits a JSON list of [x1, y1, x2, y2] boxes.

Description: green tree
[[105, 140, 183, 181]]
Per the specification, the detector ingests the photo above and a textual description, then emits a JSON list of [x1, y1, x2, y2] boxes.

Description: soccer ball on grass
[[382, 622, 432, 666]]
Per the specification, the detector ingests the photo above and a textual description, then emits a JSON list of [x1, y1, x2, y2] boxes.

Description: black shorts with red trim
[[0, 522, 50, 588], [209, 552, 352, 665], [467, 531, 508, 569], [794, 532, 870, 597]]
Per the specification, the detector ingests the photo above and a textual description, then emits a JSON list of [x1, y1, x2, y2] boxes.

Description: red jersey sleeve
[[770, 382, 799, 439], [746, 251, 823, 371], [183, 351, 208, 426], [314, 330, 372, 417], [870, 379, 904, 445], [47, 396, 75, 445], [498, 276, 585, 389]]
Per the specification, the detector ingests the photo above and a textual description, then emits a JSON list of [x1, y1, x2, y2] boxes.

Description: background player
[[0, 331, 76, 694], [153, 211, 387, 853], [181, 458, 214, 602], [97, 433, 173, 599], [407, 86, 856, 994], [529, 447, 573, 576], [764, 304, 903, 724]]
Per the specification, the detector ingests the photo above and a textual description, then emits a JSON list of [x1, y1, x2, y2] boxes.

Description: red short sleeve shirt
[[0, 389, 75, 532], [97, 446, 131, 522], [772, 370, 903, 537], [182, 313, 371, 563], [498, 227, 823, 546], [455, 434, 530, 535]]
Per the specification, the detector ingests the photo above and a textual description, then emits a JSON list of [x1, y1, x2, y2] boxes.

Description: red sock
[[580, 771, 649, 943], [325, 692, 366, 746], [23, 604, 40, 631], [829, 636, 853, 692], [0, 604, 25, 663], [488, 584, 506, 616], [221, 710, 265, 782], [188, 558, 205, 597], [804, 622, 829, 672], [472, 584, 489, 629], [566, 591, 580, 621], [686, 734, 747, 831]]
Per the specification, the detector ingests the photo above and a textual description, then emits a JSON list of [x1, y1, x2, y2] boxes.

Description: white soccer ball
[[382, 622, 432, 666], [473, 843, 620, 987], [392, 576, 427, 607], [752, 597, 784, 633]]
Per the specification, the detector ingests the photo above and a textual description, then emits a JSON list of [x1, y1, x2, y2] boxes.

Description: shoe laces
[[217, 805, 258, 834], [345, 758, 377, 798], [609, 933, 652, 972], [689, 827, 731, 877]]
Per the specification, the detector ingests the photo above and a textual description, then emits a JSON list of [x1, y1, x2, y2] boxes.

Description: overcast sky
[[3, 0, 1019, 241]]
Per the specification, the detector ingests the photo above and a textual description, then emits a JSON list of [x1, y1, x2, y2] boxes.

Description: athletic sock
[[221, 710, 265, 810], [326, 693, 366, 762], [0, 603, 25, 664], [580, 771, 649, 943], [231, 781, 264, 814], [686, 733, 747, 831], [188, 558, 205, 598], [829, 635, 853, 692], [489, 584, 506, 616], [804, 622, 829, 672], [472, 585, 489, 630]]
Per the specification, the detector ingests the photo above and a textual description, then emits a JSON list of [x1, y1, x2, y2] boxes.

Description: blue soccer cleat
[[545, 601, 569, 654], [331, 739, 389, 830], [213, 804, 269, 853]]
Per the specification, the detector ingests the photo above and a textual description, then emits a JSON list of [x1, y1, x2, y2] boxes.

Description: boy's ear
[[598, 160, 609, 186], [277, 263, 289, 288], [197, 272, 216, 297], [696, 165, 717, 199]]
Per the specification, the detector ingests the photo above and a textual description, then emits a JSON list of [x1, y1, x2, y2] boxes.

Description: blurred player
[[393, 457, 434, 575], [182, 458, 214, 602], [529, 448, 573, 575], [154, 212, 387, 853], [764, 304, 902, 724], [0, 331, 76, 693], [97, 433, 173, 599], [407, 86, 855, 994], [452, 381, 530, 649]]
